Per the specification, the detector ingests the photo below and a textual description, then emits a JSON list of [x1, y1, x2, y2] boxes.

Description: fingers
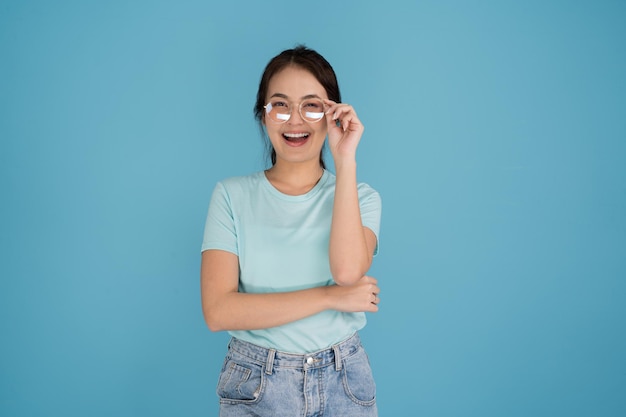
[[362, 276, 379, 294], [371, 293, 380, 304], [324, 99, 351, 119], [369, 295, 380, 312], [364, 276, 380, 308], [323, 99, 362, 132], [331, 275, 380, 313]]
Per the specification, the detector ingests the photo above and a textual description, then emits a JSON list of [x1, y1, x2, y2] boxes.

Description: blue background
[[1, 1, 625, 416]]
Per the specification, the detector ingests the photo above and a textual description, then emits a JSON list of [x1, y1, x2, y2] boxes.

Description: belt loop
[[333, 344, 342, 372], [265, 349, 276, 375]]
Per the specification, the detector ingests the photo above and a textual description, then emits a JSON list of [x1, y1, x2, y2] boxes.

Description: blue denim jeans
[[216, 332, 378, 417]]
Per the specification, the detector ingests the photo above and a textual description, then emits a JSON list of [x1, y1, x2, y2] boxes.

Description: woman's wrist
[[323, 285, 340, 311], [333, 157, 357, 173]]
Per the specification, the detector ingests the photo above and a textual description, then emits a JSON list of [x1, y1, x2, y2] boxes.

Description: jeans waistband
[[227, 333, 362, 373]]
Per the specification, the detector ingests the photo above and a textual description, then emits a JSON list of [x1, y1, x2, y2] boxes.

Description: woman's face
[[263, 66, 328, 167]]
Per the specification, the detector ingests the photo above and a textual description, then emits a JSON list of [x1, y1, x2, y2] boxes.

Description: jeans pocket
[[217, 358, 264, 403], [341, 347, 377, 406]]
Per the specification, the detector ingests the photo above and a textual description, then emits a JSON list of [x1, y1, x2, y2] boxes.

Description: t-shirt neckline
[[260, 169, 329, 202]]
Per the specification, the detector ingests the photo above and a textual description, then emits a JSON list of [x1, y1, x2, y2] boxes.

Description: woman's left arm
[[325, 100, 378, 286]]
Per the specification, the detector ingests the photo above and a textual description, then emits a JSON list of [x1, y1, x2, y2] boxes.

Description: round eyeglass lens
[[265, 98, 325, 123], [300, 98, 325, 122], [265, 100, 291, 123]]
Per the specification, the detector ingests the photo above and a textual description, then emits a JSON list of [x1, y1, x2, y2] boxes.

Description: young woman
[[201, 45, 382, 417]]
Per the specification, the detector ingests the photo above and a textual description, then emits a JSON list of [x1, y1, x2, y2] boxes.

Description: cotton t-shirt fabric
[[201, 169, 381, 353]]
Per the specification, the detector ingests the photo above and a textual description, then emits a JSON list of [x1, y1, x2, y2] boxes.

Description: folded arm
[[200, 249, 379, 332]]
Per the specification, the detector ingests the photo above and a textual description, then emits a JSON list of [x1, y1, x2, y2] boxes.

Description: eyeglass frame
[[263, 95, 326, 124]]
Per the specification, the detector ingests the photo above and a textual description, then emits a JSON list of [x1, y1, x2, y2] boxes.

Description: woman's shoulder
[[209, 171, 267, 202], [216, 170, 265, 189]]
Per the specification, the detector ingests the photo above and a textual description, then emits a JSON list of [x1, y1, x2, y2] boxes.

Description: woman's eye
[[304, 102, 322, 109], [272, 101, 288, 107]]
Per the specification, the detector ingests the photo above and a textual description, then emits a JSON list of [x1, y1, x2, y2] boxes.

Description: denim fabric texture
[[216, 333, 378, 417]]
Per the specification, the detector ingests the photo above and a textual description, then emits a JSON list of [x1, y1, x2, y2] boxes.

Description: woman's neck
[[265, 161, 324, 196]]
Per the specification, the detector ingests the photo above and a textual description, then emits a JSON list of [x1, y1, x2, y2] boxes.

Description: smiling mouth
[[283, 132, 310, 143]]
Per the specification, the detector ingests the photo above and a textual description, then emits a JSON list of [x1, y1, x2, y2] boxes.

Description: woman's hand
[[324, 99, 364, 163], [326, 275, 380, 313]]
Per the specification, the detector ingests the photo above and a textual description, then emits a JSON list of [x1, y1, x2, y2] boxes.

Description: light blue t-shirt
[[201, 169, 381, 353]]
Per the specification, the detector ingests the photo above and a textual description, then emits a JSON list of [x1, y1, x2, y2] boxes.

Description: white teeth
[[283, 133, 309, 138]]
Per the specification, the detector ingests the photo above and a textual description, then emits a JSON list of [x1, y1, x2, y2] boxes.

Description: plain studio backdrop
[[1, 1, 624, 416]]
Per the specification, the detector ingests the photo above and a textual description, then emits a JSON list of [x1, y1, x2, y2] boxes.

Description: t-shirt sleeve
[[358, 184, 382, 256], [201, 182, 238, 255]]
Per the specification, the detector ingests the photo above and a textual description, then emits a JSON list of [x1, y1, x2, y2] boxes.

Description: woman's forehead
[[267, 66, 326, 98]]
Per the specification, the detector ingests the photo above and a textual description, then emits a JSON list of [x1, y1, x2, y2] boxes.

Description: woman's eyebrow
[[268, 93, 322, 99]]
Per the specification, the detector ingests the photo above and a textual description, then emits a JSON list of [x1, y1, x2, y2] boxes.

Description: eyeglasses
[[264, 97, 325, 124]]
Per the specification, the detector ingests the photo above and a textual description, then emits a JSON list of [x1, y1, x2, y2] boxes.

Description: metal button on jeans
[[306, 357, 314, 365]]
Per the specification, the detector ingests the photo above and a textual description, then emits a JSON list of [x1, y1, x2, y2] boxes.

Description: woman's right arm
[[201, 249, 380, 332]]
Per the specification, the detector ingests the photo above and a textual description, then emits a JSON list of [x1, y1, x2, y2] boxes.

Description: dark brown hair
[[254, 45, 341, 168]]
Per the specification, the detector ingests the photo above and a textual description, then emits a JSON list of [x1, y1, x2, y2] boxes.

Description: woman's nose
[[287, 108, 304, 124]]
